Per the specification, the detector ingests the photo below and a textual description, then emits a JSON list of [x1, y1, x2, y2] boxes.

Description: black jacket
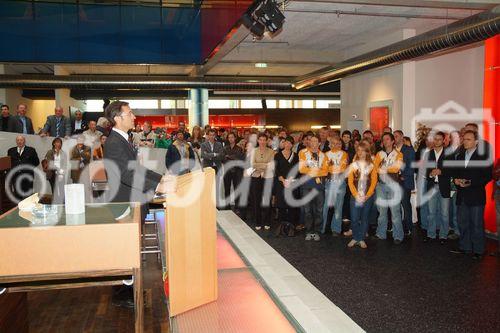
[[165, 140, 196, 176], [7, 146, 40, 174], [103, 130, 162, 206], [0, 115, 11, 132], [425, 149, 452, 198], [453, 148, 492, 206], [71, 119, 88, 135], [8, 115, 34, 134]]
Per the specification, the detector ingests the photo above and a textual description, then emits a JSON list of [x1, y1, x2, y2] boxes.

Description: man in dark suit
[[451, 130, 493, 259], [103, 101, 165, 212], [201, 129, 225, 207], [71, 109, 88, 135], [8, 104, 34, 135], [201, 129, 225, 171], [103, 101, 167, 308], [7, 135, 40, 200], [318, 127, 330, 153], [423, 131, 452, 244], [40, 106, 71, 138], [0, 104, 11, 132], [395, 130, 416, 237]]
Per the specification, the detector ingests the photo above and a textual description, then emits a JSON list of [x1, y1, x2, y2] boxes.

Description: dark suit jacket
[[42, 115, 71, 137], [454, 148, 492, 206], [400, 145, 416, 190], [319, 141, 330, 153], [201, 141, 225, 169], [425, 149, 452, 198], [0, 115, 11, 132], [7, 146, 40, 175], [71, 119, 88, 135], [103, 130, 162, 205], [8, 115, 34, 134]]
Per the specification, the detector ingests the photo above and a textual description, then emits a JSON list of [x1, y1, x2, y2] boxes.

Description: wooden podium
[[164, 168, 218, 317]]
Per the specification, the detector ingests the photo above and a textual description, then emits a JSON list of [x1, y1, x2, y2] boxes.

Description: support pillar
[[483, 35, 499, 234], [188, 88, 209, 130]]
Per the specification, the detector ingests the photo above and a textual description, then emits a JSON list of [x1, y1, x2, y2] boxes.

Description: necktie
[[56, 118, 61, 137], [20, 117, 27, 134]]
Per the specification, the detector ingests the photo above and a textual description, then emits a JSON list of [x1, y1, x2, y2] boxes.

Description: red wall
[[483, 35, 500, 233]]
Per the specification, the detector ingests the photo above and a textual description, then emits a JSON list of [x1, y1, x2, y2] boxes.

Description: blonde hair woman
[[347, 141, 378, 249]]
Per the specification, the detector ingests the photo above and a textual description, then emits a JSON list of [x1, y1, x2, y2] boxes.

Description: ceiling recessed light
[[255, 63, 268, 68]]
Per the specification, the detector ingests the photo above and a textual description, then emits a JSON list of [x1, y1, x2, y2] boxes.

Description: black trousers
[[223, 169, 243, 208], [401, 187, 413, 234], [251, 177, 272, 227]]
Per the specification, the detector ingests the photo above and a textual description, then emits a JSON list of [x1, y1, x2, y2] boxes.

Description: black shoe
[[472, 253, 483, 260], [393, 239, 402, 245], [422, 237, 431, 243], [439, 239, 446, 245], [331, 231, 340, 237], [450, 248, 466, 255]]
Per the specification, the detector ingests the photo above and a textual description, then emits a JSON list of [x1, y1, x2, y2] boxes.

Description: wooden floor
[[27, 255, 170, 333]]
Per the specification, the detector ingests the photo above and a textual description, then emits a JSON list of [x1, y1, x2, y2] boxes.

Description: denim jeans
[[350, 195, 375, 242], [322, 179, 346, 233], [449, 191, 459, 235], [427, 186, 450, 239], [457, 205, 485, 255], [376, 183, 404, 241], [401, 187, 413, 234], [302, 181, 325, 234]]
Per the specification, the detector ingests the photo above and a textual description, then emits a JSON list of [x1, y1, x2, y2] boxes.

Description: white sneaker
[[305, 233, 313, 241], [348, 239, 357, 248], [313, 233, 320, 241], [264, 225, 271, 230], [255, 226, 262, 231], [359, 241, 367, 249]]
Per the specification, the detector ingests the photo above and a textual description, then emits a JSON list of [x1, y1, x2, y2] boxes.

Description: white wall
[[340, 64, 403, 131], [341, 44, 485, 139], [414, 45, 484, 117]]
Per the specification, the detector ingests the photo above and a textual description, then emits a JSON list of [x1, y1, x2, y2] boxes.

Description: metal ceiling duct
[[294, 5, 500, 90], [0, 75, 293, 91]]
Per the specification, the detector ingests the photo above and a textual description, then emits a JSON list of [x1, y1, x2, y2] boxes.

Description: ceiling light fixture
[[255, 63, 268, 68], [241, 0, 285, 40]]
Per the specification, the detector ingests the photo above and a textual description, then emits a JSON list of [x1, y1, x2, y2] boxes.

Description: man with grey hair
[[71, 109, 88, 135], [40, 106, 71, 138], [8, 104, 34, 134], [7, 135, 40, 200], [83, 120, 102, 146]]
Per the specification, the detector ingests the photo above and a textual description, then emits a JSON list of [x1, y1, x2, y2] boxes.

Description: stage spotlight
[[254, 0, 285, 34], [241, 13, 265, 39], [242, 0, 285, 38]]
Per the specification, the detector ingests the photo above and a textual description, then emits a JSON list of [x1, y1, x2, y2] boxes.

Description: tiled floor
[[155, 210, 298, 333]]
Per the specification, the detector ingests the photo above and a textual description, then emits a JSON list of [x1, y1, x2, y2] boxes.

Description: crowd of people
[[1, 102, 499, 259]]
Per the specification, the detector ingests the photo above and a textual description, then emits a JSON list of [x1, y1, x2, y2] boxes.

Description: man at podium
[[103, 100, 169, 220]]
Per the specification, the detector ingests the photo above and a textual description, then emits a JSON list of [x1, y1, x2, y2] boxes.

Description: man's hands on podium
[[156, 175, 176, 194]]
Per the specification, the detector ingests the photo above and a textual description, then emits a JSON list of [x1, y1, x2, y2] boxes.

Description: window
[[123, 100, 158, 109], [85, 100, 105, 112], [176, 100, 191, 109], [279, 100, 292, 108], [160, 99, 176, 109], [294, 100, 314, 108], [316, 99, 341, 108], [208, 99, 232, 109], [265, 99, 277, 108], [240, 100, 262, 109]]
